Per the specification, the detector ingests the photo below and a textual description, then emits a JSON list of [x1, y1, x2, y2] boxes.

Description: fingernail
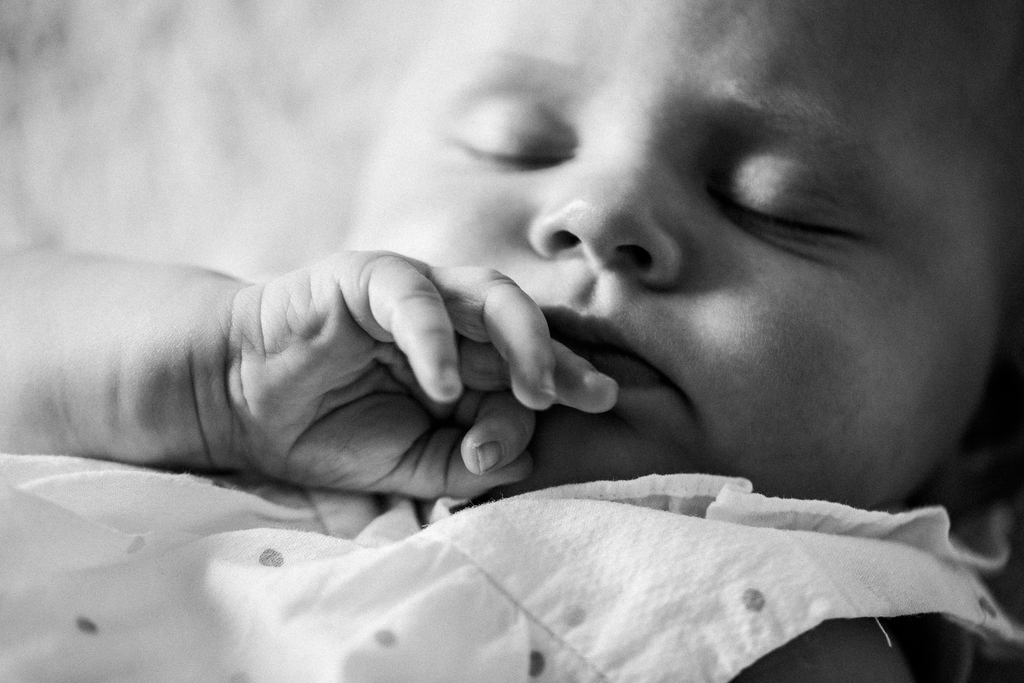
[[437, 366, 463, 401], [540, 371, 557, 402], [586, 369, 617, 392], [586, 370, 619, 410], [475, 441, 504, 474]]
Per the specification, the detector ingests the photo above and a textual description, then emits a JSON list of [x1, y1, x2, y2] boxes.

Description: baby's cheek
[[694, 290, 970, 504], [691, 294, 868, 461], [693, 294, 852, 408], [350, 168, 534, 270]]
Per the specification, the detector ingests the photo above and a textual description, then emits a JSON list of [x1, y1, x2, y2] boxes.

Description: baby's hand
[[222, 251, 617, 498]]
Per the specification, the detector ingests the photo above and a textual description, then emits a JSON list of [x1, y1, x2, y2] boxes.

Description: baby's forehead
[[425, 0, 1023, 180], [426, 0, 1021, 99], [425, 4, 1008, 165]]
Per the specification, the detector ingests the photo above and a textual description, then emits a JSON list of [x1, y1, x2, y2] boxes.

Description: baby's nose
[[528, 170, 684, 289]]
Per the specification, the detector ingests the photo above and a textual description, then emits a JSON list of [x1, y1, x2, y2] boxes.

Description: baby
[[2, 0, 1023, 680]]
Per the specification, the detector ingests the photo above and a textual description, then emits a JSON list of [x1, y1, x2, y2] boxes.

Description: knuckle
[[455, 265, 508, 283], [440, 265, 518, 291], [362, 251, 416, 284], [482, 280, 529, 316], [481, 267, 515, 286], [370, 250, 416, 269], [484, 270, 520, 292], [360, 251, 430, 288], [395, 287, 445, 310]]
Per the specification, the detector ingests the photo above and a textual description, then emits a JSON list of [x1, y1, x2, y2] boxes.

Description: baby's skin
[[0, 250, 615, 500]]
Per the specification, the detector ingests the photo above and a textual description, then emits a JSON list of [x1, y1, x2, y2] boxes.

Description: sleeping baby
[[2, 0, 1024, 680]]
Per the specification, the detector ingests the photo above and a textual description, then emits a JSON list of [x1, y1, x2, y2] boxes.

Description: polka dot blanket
[[1, 453, 1022, 682]]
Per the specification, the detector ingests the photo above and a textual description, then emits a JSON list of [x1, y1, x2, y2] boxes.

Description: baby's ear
[[928, 338, 1024, 514]]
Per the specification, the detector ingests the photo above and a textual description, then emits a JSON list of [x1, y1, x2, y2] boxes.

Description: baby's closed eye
[[705, 154, 870, 257], [446, 97, 577, 170]]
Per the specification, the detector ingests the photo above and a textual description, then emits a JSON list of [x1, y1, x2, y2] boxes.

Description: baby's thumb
[[441, 449, 534, 500]]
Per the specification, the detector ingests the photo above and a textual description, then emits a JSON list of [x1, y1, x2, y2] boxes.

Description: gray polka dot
[[127, 536, 146, 554], [529, 650, 545, 677], [564, 606, 586, 627], [374, 629, 397, 647], [259, 548, 284, 567], [742, 588, 766, 612], [76, 616, 98, 634], [979, 596, 998, 618]]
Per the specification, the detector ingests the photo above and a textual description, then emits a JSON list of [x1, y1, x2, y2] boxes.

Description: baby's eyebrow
[[446, 52, 586, 106], [710, 88, 883, 207], [724, 87, 867, 162]]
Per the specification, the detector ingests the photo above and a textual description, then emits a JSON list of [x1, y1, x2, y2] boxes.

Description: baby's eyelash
[[706, 186, 851, 240], [456, 141, 569, 171]]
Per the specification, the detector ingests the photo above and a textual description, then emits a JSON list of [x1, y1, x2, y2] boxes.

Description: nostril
[[549, 230, 581, 251], [617, 244, 653, 270]]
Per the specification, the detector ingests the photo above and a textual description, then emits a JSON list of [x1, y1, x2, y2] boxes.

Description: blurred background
[[0, 0, 426, 279]]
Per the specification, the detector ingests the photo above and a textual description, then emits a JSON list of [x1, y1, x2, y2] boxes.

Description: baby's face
[[347, 0, 1019, 507]]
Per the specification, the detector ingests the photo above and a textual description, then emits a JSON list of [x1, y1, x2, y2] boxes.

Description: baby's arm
[[733, 618, 915, 683], [0, 249, 615, 498], [0, 249, 243, 469]]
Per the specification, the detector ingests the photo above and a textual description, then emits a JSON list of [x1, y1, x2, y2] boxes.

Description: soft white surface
[[1, 454, 1022, 683], [1, 0, 435, 279]]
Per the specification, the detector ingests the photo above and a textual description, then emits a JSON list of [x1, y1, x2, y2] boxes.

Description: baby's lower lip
[[581, 346, 667, 388]]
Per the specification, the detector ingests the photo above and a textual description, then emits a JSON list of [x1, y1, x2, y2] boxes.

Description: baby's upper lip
[[542, 307, 675, 389]]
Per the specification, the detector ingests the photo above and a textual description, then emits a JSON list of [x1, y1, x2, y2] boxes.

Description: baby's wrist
[[92, 268, 248, 472]]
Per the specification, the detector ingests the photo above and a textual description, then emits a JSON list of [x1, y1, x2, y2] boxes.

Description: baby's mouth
[[569, 344, 666, 388], [543, 309, 670, 389]]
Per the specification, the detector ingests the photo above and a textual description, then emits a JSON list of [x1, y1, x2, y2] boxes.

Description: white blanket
[[1, 454, 1021, 682]]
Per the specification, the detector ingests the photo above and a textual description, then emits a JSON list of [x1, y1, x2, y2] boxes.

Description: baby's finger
[[460, 392, 536, 475], [343, 253, 463, 404], [457, 338, 618, 414], [430, 267, 556, 411], [288, 393, 529, 499], [457, 339, 510, 392], [551, 341, 619, 413], [442, 449, 534, 499]]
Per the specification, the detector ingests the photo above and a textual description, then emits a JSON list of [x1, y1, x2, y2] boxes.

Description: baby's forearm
[[0, 250, 245, 470]]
